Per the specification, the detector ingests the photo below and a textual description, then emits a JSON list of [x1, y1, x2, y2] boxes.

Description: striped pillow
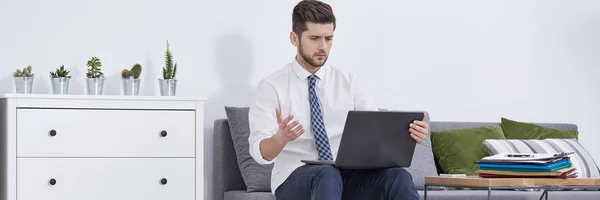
[[483, 139, 600, 178]]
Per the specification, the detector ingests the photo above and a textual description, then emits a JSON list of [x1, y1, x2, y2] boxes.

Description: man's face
[[295, 22, 334, 68]]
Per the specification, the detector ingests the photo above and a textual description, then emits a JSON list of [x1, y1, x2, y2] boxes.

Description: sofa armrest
[[214, 119, 247, 199]]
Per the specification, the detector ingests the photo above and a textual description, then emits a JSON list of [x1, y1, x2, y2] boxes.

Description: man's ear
[[290, 31, 299, 47]]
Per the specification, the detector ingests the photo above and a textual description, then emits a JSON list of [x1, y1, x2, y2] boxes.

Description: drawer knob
[[49, 178, 56, 185], [160, 130, 168, 137], [49, 130, 57, 136], [160, 178, 168, 185]]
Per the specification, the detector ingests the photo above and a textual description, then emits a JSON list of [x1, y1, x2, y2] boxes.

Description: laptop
[[301, 110, 424, 169]]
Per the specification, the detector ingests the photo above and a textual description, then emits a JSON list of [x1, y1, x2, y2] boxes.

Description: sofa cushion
[[225, 106, 274, 192], [431, 124, 506, 176], [500, 118, 578, 140], [483, 138, 600, 178]]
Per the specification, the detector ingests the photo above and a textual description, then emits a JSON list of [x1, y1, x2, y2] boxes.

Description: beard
[[299, 42, 328, 68]]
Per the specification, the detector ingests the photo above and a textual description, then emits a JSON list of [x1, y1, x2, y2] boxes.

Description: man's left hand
[[409, 116, 429, 143]]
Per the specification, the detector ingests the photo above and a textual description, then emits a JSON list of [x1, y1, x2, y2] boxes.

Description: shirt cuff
[[249, 135, 275, 165]]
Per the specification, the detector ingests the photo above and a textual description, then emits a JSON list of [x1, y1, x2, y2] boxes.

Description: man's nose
[[317, 39, 327, 50]]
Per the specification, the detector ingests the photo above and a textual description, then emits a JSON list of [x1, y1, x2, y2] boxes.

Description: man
[[248, 0, 429, 199]]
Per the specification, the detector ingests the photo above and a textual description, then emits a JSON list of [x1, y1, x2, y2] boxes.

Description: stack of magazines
[[475, 152, 577, 178]]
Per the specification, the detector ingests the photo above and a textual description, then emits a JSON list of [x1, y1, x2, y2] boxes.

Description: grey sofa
[[214, 118, 599, 200]]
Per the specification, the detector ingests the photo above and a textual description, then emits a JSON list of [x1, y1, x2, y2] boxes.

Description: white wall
[[2, 0, 600, 199]]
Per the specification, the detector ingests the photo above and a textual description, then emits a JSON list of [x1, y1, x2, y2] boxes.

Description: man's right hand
[[259, 107, 305, 161], [274, 107, 305, 145]]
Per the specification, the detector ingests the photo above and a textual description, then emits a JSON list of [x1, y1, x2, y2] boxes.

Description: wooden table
[[424, 176, 600, 200]]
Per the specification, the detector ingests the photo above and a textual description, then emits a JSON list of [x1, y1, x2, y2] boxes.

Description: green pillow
[[431, 125, 506, 176], [500, 118, 578, 140]]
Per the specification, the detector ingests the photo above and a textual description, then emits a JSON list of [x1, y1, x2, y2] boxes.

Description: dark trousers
[[274, 164, 419, 200]]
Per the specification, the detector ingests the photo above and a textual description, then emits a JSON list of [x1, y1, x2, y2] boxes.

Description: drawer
[[17, 109, 196, 157], [17, 158, 195, 200]]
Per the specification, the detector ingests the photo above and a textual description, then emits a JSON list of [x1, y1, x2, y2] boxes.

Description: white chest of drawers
[[0, 94, 205, 200]]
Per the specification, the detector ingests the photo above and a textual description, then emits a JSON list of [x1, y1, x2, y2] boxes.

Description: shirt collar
[[291, 57, 326, 81]]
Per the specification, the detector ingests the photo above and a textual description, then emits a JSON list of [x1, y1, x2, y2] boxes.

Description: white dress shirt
[[248, 58, 378, 193]]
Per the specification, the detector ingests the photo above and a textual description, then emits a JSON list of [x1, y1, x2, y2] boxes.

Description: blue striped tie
[[307, 75, 334, 160]]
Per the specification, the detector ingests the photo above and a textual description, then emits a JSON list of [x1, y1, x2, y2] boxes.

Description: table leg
[[538, 189, 548, 200], [424, 184, 428, 200], [487, 187, 491, 200]]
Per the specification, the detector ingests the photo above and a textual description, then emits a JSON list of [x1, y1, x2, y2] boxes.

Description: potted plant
[[49, 65, 71, 95], [158, 40, 178, 96], [13, 65, 34, 94], [121, 63, 142, 96], [85, 56, 105, 95]]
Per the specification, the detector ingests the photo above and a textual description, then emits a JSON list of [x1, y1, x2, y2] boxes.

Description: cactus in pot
[[131, 63, 142, 79], [14, 65, 34, 77], [121, 69, 133, 78], [159, 40, 178, 96], [13, 65, 34, 94], [49, 65, 71, 95], [121, 63, 142, 96]]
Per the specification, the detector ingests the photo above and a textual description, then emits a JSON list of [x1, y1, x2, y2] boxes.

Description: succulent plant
[[121, 63, 142, 79], [50, 65, 71, 78], [14, 65, 34, 77], [86, 56, 104, 78], [162, 40, 177, 79]]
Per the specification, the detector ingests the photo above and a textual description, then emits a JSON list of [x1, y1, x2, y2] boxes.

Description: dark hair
[[292, 0, 336, 37]]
